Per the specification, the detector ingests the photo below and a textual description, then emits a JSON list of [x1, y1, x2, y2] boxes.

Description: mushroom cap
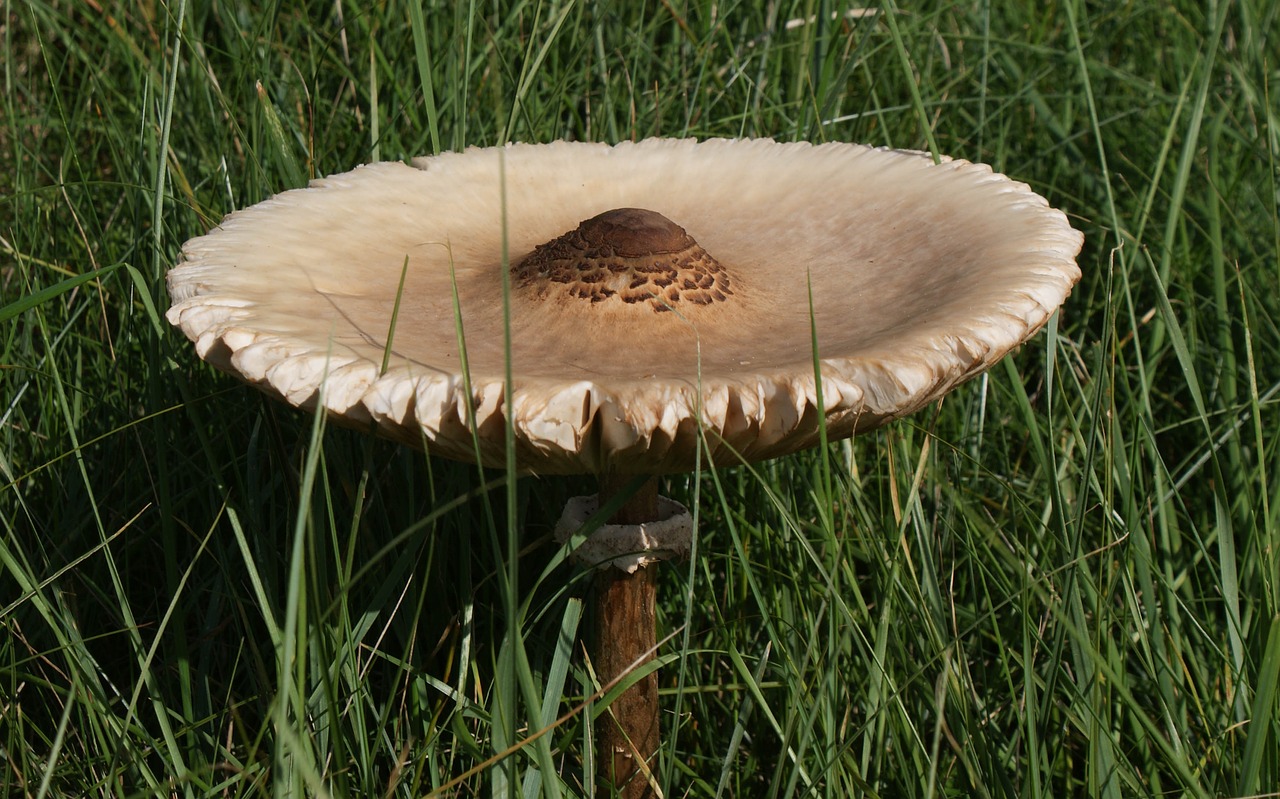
[[167, 138, 1083, 474]]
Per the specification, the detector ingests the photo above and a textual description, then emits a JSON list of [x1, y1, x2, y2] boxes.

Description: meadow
[[3, 1, 1278, 796]]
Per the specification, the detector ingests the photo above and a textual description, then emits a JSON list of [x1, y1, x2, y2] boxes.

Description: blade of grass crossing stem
[[591, 656, 675, 720]]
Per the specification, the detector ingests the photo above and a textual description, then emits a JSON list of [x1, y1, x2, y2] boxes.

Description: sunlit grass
[[3, 1, 1278, 797]]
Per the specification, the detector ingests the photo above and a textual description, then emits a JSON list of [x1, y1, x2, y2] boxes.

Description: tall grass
[[3, 1, 1278, 796]]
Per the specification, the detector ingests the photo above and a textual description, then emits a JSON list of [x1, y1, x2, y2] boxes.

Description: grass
[[3, 0, 1279, 796]]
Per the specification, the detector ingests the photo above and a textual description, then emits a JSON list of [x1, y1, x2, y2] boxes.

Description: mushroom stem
[[594, 474, 661, 799]]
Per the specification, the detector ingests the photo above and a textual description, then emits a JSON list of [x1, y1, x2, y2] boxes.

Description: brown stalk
[[593, 474, 661, 799]]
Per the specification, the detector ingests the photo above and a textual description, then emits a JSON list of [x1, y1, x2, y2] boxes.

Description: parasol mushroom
[[167, 138, 1083, 797]]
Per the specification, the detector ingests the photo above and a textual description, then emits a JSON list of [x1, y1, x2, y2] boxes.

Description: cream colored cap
[[167, 138, 1083, 474]]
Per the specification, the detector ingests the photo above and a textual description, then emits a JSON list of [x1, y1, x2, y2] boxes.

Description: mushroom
[[167, 138, 1083, 797]]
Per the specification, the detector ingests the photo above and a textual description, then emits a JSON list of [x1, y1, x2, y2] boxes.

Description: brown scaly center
[[511, 208, 734, 312]]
